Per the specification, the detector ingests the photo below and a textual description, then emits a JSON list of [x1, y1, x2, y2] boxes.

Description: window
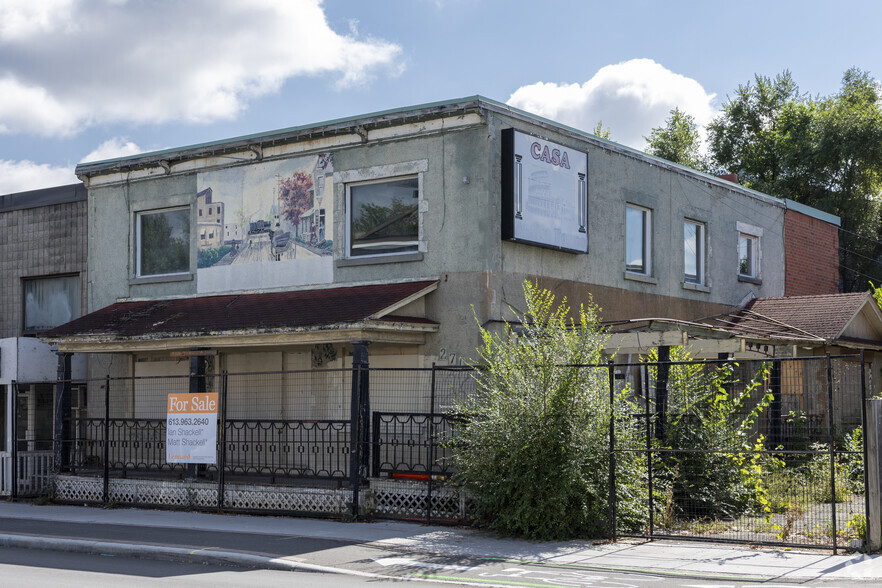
[[136, 207, 190, 277], [738, 232, 759, 277], [348, 177, 419, 257], [684, 220, 705, 284], [23, 275, 80, 333], [626, 205, 651, 274]]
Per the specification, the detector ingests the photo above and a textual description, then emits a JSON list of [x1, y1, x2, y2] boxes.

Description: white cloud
[[81, 137, 144, 163], [0, 159, 77, 195], [0, 0, 403, 136], [0, 0, 77, 42], [507, 59, 716, 150], [0, 76, 84, 137]]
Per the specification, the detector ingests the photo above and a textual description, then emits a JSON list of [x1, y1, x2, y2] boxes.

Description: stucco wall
[[80, 102, 799, 371], [88, 175, 197, 311]]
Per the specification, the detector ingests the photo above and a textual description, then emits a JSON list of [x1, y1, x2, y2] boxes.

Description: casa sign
[[501, 129, 589, 253]]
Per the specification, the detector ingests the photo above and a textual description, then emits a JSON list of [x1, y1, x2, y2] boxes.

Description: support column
[[53, 353, 72, 474], [655, 346, 669, 441]]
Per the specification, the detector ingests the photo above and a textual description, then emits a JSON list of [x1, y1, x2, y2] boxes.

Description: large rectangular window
[[136, 207, 191, 277], [684, 220, 705, 284], [626, 204, 651, 274], [23, 274, 80, 333], [348, 177, 419, 257]]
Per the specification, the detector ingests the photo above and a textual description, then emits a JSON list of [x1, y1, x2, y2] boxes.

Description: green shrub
[[647, 348, 776, 521], [448, 281, 645, 540]]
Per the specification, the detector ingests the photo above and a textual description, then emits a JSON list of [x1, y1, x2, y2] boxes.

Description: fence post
[[860, 351, 878, 551], [103, 375, 110, 505], [825, 353, 837, 554], [644, 363, 653, 538], [769, 360, 782, 449], [217, 371, 227, 512], [608, 359, 616, 540], [53, 352, 72, 476], [861, 349, 880, 553], [11, 380, 18, 501], [349, 341, 371, 520], [427, 363, 437, 523]]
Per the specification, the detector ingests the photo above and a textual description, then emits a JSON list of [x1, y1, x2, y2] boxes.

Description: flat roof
[[0, 183, 86, 213], [74, 96, 838, 225]]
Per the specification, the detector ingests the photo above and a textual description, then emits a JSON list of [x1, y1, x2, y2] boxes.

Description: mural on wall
[[196, 153, 334, 293]]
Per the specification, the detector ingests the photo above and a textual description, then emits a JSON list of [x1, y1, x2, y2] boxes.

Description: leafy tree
[[593, 120, 611, 140], [645, 108, 705, 170], [279, 171, 314, 227], [708, 69, 882, 291], [449, 281, 645, 540]]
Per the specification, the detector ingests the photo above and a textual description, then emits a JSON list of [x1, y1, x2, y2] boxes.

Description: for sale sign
[[166, 393, 218, 464]]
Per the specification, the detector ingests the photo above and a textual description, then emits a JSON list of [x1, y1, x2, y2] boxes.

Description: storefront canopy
[[42, 280, 439, 353]]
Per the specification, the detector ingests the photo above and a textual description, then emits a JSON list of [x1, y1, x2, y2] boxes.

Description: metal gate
[[613, 354, 869, 551]]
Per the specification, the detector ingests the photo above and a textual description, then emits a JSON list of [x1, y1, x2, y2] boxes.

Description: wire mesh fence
[[613, 355, 868, 550], [10, 354, 871, 549]]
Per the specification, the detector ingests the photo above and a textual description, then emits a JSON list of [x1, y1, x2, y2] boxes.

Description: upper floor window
[[738, 233, 758, 277], [736, 221, 762, 281], [347, 177, 419, 257], [684, 220, 705, 284], [137, 207, 190, 277], [626, 204, 652, 275], [23, 274, 80, 334]]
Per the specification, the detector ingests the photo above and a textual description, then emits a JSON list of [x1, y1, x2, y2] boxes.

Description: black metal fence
[[11, 354, 870, 550], [612, 354, 868, 551]]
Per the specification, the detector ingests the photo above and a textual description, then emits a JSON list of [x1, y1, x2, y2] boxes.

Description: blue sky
[[1, 0, 880, 194]]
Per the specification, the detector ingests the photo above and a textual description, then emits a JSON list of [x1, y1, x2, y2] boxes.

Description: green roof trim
[[784, 198, 840, 226]]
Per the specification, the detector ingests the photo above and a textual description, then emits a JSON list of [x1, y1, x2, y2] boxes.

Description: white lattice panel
[[366, 479, 472, 520], [54, 474, 472, 520], [109, 478, 191, 507], [55, 475, 104, 504], [223, 483, 349, 514]]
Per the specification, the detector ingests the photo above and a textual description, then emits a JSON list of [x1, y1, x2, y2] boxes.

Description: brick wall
[[784, 208, 839, 296], [0, 195, 88, 339]]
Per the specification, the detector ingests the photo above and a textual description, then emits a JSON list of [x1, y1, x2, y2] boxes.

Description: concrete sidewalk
[[0, 501, 880, 582]]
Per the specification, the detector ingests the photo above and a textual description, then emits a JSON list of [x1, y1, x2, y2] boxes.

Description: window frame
[[684, 219, 706, 285], [736, 221, 763, 281], [625, 204, 652, 275], [135, 206, 192, 279], [22, 273, 81, 335]]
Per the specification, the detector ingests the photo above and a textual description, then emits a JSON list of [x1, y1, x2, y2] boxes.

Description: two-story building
[[49, 97, 840, 372], [38, 97, 859, 514]]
